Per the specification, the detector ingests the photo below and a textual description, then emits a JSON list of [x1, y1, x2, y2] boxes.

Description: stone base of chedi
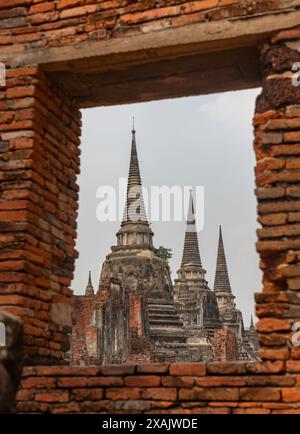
[[71, 127, 259, 365], [0, 311, 23, 413]]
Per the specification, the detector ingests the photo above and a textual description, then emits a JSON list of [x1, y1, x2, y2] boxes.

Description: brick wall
[[254, 27, 300, 366], [0, 66, 81, 364], [0, 0, 298, 56], [16, 362, 300, 413]]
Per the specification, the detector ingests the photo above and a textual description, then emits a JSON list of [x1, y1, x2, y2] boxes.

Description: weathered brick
[[21, 377, 56, 389], [71, 388, 103, 401], [246, 361, 285, 374], [179, 387, 239, 401], [169, 363, 206, 376], [136, 363, 169, 374], [206, 362, 246, 375], [124, 375, 161, 387], [35, 391, 69, 403], [105, 387, 142, 400], [240, 387, 280, 402], [142, 388, 177, 401], [259, 348, 290, 361], [282, 388, 300, 403], [257, 318, 291, 333]]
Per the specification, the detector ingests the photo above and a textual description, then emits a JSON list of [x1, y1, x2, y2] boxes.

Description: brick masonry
[[0, 0, 299, 414], [0, 65, 81, 364], [0, 0, 297, 55], [16, 362, 300, 413]]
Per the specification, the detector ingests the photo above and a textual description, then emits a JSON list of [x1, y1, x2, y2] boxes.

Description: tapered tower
[[85, 271, 94, 296], [213, 226, 236, 318], [174, 191, 219, 353]]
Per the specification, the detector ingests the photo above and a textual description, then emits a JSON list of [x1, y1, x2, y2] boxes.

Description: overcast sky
[[71, 88, 262, 327]]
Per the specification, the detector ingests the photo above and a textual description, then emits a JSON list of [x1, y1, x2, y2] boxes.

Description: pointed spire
[[181, 190, 202, 268], [122, 123, 148, 226], [250, 315, 255, 331], [85, 270, 94, 296], [213, 226, 232, 293]]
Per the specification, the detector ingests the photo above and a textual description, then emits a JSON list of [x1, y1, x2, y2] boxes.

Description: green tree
[[154, 246, 172, 262]]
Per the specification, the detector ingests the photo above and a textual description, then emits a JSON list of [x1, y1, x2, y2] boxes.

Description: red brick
[[120, 6, 181, 24], [287, 361, 300, 372], [71, 388, 103, 401], [142, 388, 177, 401], [162, 376, 195, 387], [60, 5, 97, 19], [105, 387, 141, 400], [0, 0, 32, 9], [240, 388, 280, 402], [57, 376, 123, 387], [21, 377, 56, 389], [29, 2, 55, 14], [100, 365, 135, 376], [282, 388, 300, 403], [259, 348, 290, 361], [257, 318, 291, 333], [207, 362, 246, 375], [169, 363, 206, 376], [124, 375, 161, 387], [137, 363, 169, 374], [196, 376, 246, 387], [182, 0, 218, 14], [35, 392, 69, 403], [57, 0, 82, 10], [179, 387, 239, 401]]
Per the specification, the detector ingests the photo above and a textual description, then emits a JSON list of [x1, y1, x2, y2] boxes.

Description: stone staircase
[[147, 300, 186, 342]]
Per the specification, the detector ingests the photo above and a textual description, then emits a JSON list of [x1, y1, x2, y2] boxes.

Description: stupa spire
[[181, 190, 202, 268], [122, 123, 148, 226], [85, 270, 94, 296], [213, 226, 232, 293]]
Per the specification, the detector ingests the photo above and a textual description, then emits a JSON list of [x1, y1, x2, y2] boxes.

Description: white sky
[[72, 88, 262, 326]]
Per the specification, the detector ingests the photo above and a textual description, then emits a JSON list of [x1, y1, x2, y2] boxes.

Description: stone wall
[[16, 362, 300, 414]]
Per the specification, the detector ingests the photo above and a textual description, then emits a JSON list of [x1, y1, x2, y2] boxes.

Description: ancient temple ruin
[[71, 127, 258, 365]]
